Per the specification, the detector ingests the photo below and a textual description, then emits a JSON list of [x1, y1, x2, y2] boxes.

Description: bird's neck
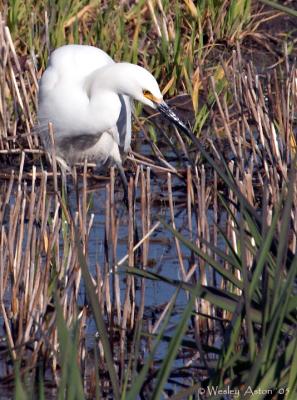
[[84, 63, 135, 99], [85, 64, 118, 95]]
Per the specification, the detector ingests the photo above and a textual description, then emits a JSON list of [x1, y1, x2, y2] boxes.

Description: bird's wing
[[117, 94, 132, 153], [57, 132, 104, 152]]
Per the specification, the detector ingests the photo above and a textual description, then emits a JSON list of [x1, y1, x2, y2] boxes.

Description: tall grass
[[2, 0, 293, 121]]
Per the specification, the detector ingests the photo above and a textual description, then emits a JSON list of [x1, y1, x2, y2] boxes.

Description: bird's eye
[[143, 90, 162, 104], [143, 90, 155, 102]]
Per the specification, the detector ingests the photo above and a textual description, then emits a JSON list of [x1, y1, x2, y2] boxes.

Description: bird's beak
[[157, 101, 206, 166], [143, 94, 193, 142], [157, 101, 190, 137]]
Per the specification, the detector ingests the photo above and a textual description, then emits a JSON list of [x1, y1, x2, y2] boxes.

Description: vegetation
[[0, 0, 297, 399]]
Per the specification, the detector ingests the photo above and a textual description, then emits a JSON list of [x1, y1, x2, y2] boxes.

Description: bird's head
[[111, 63, 163, 109], [89, 62, 190, 136], [113, 63, 190, 135]]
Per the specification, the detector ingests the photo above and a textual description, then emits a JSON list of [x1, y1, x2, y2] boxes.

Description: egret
[[37, 44, 189, 198]]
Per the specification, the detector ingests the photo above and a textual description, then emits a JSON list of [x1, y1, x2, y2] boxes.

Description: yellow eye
[[143, 90, 162, 104], [143, 90, 152, 98]]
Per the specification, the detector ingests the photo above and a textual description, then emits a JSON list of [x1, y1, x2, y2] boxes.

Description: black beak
[[157, 102, 193, 141], [157, 101, 209, 168]]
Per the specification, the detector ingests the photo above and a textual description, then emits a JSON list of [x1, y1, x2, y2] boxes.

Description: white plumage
[[37, 44, 164, 170]]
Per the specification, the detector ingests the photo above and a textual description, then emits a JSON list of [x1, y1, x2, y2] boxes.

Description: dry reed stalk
[[156, 0, 169, 42], [147, 0, 162, 38], [115, 222, 161, 270], [104, 183, 112, 321], [128, 176, 135, 329], [194, 165, 212, 330], [120, 177, 135, 383], [185, 166, 196, 282], [167, 172, 186, 281], [110, 167, 121, 325], [0, 170, 14, 225], [151, 142, 179, 174], [48, 123, 59, 207], [5, 28, 33, 130], [17, 151, 25, 188], [212, 171, 218, 290], [0, 23, 41, 152], [22, 167, 37, 317], [146, 168, 151, 240], [210, 76, 237, 156], [179, 123, 191, 163], [141, 167, 149, 268], [25, 61, 39, 110], [78, 307, 87, 384], [79, 159, 88, 246], [0, 126, 102, 382], [187, 165, 194, 240], [96, 261, 104, 312], [0, 246, 16, 359], [151, 292, 177, 335], [134, 167, 149, 342], [127, 154, 183, 176], [186, 165, 210, 338]]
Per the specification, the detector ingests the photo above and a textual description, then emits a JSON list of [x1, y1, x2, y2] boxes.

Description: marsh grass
[[2, 0, 295, 127], [0, 1, 297, 399]]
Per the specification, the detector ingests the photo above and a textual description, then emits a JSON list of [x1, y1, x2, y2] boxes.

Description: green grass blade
[[248, 203, 281, 297], [54, 291, 85, 400], [14, 361, 28, 400], [239, 200, 255, 360], [159, 218, 243, 289], [125, 289, 180, 400], [271, 167, 296, 316], [245, 252, 297, 389], [286, 337, 297, 399], [251, 338, 296, 400], [151, 291, 197, 398], [259, 0, 297, 17], [123, 266, 263, 323], [75, 228, 120, 400]]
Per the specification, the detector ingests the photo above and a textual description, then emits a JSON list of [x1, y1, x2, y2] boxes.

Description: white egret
[[37, 44, 189, 196]]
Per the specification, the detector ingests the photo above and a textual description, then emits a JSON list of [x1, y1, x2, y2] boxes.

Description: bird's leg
[[117, 162, 129, 209], [117, 162, 140, 248]]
